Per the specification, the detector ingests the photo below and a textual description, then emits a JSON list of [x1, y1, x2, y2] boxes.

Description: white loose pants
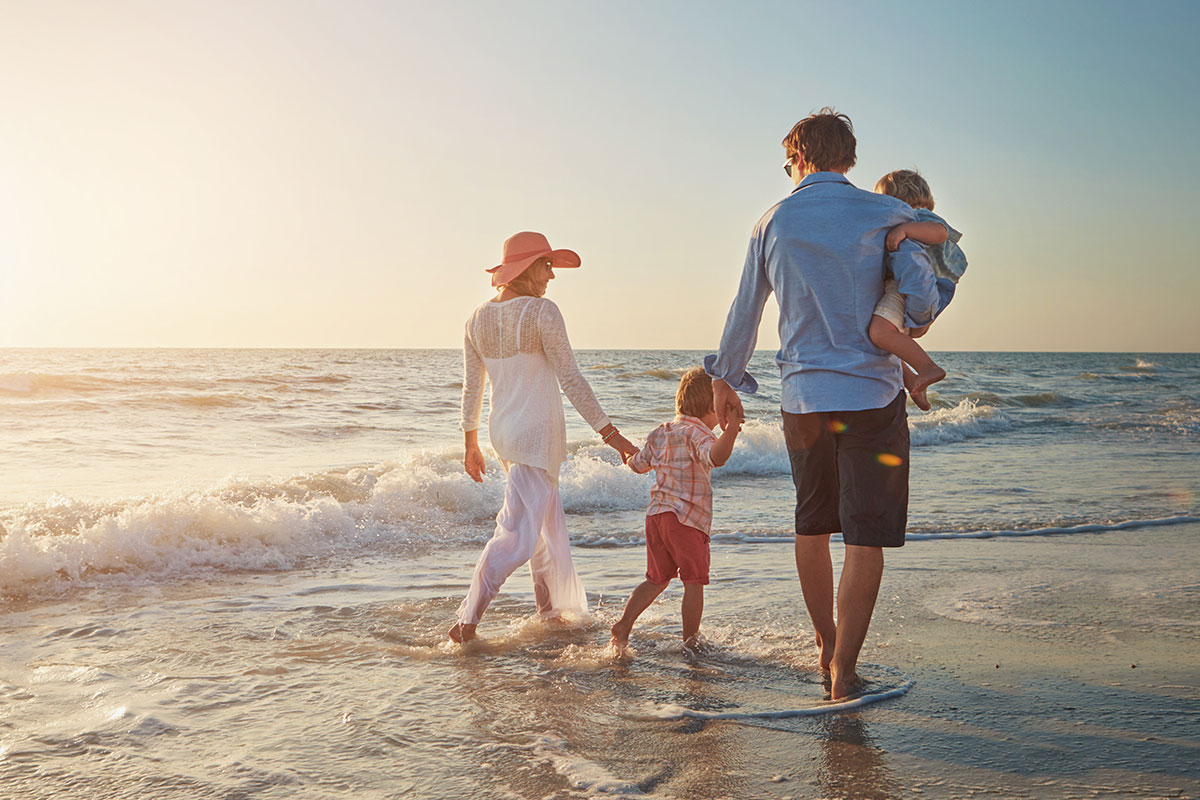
[[457, 463, 588, 625]]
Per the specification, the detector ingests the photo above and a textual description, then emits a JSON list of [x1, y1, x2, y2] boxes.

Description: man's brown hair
[[874, 169, 935, 211], [781, 107, 857, 173], [675, 367, 713, 419]]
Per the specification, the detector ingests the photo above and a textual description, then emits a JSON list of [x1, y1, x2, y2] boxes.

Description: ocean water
[[2, 349, 1198, 799]]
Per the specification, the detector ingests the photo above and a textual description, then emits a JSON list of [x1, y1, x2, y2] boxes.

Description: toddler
[[870, 169, 969, 410], [610, 367, 743, 653]]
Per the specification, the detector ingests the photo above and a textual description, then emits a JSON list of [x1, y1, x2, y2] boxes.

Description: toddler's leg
[[681, 583, 704, 647], [868, 315, 946, 411], [610, 580, 669, 651]]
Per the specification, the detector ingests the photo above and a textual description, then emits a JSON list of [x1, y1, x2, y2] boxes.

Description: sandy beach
[[3, 519, 1196, 799]]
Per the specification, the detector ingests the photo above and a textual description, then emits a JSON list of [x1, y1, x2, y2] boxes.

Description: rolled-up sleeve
[[706, 228, 769, 394], [888, 239, 939, 329]]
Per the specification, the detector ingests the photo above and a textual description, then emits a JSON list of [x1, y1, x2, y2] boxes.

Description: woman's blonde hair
[[874, 169, 935, 210], [500, 259, 552, 297], [675, 367, 714, 419]]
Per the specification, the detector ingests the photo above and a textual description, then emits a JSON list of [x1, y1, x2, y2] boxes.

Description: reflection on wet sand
[[816, 713, 899, 800], [452, 627, 743, 797]]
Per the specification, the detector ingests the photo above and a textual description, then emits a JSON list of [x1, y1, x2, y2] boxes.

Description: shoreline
[[3, 523, 1197, 799]]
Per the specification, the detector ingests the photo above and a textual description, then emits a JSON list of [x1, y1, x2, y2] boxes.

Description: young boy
[[869, 169, 969, 411], [609, 367, 743, 653]]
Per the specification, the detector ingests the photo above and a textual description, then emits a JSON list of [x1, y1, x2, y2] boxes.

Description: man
[[707, 108, 938, 700]]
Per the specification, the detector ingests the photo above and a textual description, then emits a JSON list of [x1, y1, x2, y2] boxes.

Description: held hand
[[464, 446, 486, 483], [729, 402, 746, 429], [885, 226, 908, 253], [713, 379, 744, 431], [607, 433, 639, 464]]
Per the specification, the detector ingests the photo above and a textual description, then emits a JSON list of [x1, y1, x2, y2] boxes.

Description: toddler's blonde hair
[[875, 169, 935, 211], [675, 367, 714, 419]]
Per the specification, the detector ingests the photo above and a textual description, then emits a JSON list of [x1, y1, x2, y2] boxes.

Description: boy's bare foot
[[907, 366, 946, 411], [447, 622, 477, 643], [829, 669, 865, 701], [609, 621, 631, 651]]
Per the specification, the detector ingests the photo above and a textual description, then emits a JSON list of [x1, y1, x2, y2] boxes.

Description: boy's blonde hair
[[676, 367, 714, 419], [875, 169, 935, 210]]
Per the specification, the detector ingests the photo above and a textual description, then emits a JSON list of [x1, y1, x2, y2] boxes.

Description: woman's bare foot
[[447, 622, 477, 643], [906, 366, 946, 411], [683, 633, 711, 653], [830, 669, 865, 701]]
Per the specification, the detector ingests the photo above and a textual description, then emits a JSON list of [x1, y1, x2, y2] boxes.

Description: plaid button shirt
[[628, 415, 717, 535]]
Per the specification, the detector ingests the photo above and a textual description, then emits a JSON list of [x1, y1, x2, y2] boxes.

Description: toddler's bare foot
[[908, 366, 946, 411], [447, 622, 476, 643]]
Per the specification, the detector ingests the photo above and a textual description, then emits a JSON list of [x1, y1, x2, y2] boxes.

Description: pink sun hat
[[486, 231, 581, 287]]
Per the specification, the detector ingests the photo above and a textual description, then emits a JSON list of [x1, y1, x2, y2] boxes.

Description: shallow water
[[2, 349, 1198, 798], [2, 526, 1197, 799]]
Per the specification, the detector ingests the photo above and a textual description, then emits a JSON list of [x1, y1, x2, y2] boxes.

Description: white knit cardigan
[[461, 296, 611, 477]]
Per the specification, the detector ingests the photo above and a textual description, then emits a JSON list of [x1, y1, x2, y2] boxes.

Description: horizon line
[[2, 346, 1197, 355]]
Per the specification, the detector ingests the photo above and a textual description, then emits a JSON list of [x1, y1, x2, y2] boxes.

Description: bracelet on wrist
[[602, 428, 620, 443]]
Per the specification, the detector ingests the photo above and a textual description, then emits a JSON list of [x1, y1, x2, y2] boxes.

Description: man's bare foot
[[907, 366, 946, 411], [830, 669, 865, 701], [815, 632, 835, 673], [447, 622, 477, 643]]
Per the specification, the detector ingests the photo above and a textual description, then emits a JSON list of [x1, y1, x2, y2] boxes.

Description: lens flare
[[876, 452, 903, 467], [828, 420, 848, 434], [1167, 487, 1195, 509]]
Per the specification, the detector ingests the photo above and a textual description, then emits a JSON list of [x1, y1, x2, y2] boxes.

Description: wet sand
[[1, 523, 1197, 799]]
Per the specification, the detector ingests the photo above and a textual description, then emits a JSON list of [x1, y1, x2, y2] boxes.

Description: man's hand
[[885, 225, 909, 252], [728, 401, 745, 429], [713, 379, 743, 431]]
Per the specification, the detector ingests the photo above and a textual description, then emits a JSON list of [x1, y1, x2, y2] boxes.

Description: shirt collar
[[674, 414, 714, 432], [791, 171, 853, 194]]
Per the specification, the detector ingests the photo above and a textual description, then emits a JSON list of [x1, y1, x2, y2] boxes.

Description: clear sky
[[2, 0, 1198, 351]]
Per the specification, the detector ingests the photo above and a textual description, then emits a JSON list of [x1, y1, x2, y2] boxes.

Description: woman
[[450, 231, 637, 642]]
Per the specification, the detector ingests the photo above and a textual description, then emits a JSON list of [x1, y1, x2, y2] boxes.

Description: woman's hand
[[598, 424, 638, 464], [464, 446, 486, 482], [607, 433, 639, 464], [463, 430, 486, 483]]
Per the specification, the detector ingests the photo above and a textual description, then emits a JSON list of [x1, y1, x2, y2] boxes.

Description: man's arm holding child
[[886, 220, 948, 252], [709, 405, 744, 467]]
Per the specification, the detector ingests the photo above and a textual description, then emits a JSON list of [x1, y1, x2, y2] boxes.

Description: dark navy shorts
[[782, 391, 909, 548]]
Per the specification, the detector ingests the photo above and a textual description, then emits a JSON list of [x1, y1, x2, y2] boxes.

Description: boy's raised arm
[[709, 407, 743, 467]]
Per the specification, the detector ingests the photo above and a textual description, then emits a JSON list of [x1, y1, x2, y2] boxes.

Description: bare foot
[[609, 621, 631, 652], [907, 366, 946, 412], [683, 634, 710, 653], [830, 669, 865, 701], [447, 622, 477, 643], [815, 632, 835, 673]]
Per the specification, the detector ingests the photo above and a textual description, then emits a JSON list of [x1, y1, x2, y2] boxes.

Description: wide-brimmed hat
[[486, 231, 581, 288]]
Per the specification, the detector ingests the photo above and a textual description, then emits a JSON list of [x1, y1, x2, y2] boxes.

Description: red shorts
[[645, 512, 710, 585]]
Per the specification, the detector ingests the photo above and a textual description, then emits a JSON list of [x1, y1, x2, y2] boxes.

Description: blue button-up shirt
[[709, 172, 939, 414]]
